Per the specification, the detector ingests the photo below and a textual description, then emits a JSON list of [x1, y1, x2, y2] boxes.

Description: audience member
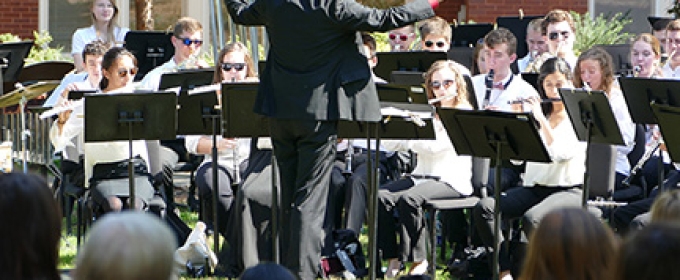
[[541, 9, 578, 68], [72, 212, 177, 280], [649, 189, 680, 222], [573, 47, 636, 201], [379, 60, 473, 277], [388, 25, 417, 52], [240, 263, 297, 280], [613, 222, 680, 280], [72, 0, 128, 72], [474, 57, 585, 280], [519, 208, 618, 280], [0, 173, 62, 280]]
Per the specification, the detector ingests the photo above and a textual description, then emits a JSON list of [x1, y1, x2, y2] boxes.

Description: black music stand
[[619, 76, 680, 191], [124, 31, 175, 81], [84, 91, 177, 210], [158, 68, 215, 92], [68, 89, 97, 101], [451, 23, 494, 48], [558, 88, 624, 207], [595, 44, 632, 76], [447, 46, 475, 70], [521, 73, 540, 92], [176, 88, 223, 258], [496, 15, 543, 58], [0, 41, 32, 95], [651, 103, 680, 164], [437, 107, 549, 280], [373, 51, 446, 82]]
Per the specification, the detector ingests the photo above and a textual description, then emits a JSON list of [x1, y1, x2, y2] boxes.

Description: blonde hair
[[173, 17, 203, 37], [520, 208, 618, 280], [73, 212, 177, 280], [423, 60, 470, 108], [213, 41, 258, 83], [418, 17, 452, 42], [91, 0, 120, 48]]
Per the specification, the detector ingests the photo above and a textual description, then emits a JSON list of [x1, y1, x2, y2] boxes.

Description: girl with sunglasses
[[474, 57, 587, 280], [377, 60, 473, 277], [83, 47, 155, 213], [72, 0, 128, 72]]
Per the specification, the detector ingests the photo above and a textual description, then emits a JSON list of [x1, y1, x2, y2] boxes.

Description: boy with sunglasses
[[541, 9, 577, 68], [418, 16, 451, 52], [139, 17, 209, 90]]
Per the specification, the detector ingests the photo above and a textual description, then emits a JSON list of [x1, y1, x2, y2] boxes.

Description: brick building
[[0, 1, 39, 40]]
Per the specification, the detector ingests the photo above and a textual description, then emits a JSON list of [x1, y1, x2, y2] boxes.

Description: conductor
[[224, 0, 439, 278]]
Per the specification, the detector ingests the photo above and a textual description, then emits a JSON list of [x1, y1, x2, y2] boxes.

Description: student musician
[[471, 28, 539, 193], [518, 18, 549, 73], [541, 10, 578, 68], [378, 60, 473, 277], [388, 25, 417, 52], [574, 47, 636, 200], [71, 0, 128, 72], [662, 20, 680, 78], [473, 57, 586, 280]]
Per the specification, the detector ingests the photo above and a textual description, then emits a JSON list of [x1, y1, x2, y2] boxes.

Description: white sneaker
[[409, 260, 428, 275]]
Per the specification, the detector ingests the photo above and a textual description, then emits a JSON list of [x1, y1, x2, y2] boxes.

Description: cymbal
[[0, 80, 60, 108]]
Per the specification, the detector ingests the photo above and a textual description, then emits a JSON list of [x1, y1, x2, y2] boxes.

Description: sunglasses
[[221, 63, 246, 71], [430, 79, 454, 89], [548, 31, 570, 41], [117, 67, 138, 78], [389, 33, 411, 41], [176, 37, 204, 46], [425, 40, 447, 48]]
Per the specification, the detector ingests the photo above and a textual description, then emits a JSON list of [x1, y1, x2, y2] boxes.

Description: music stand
[[620, 76, 680, 190], [447, 47, 475, 70], [651, 103, 680, 164], [437, 107, 549, 280], [124, 31, 175, 81], [595, 44, 632, 76], [158, 68, 215, 92], [521, 73, 540, 92], [558, 88, 624, 207], [373, 51, 446, 82], [496, 15, 543, 58], [84, 91, 177, 210], [68, 89, 97, 101], [0, 41, 33, 95], [451, 23, 494, 48]]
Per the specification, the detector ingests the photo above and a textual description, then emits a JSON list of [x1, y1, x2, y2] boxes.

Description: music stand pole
[[491, 142, 502, 280], [127, 121, 137, 209], [581, 120, 592, 208], [211, 114, 220, 256], [367, 122, 377, 280], [19, 94, 28, 173]]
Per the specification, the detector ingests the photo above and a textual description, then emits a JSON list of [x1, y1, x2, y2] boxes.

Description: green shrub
[[0, 30, 69, 64], [571, 11, 634, 55]]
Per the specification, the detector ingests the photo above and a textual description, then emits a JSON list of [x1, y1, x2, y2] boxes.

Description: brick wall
[[0, 1, 39, 39], [437, 0, 588, 24]]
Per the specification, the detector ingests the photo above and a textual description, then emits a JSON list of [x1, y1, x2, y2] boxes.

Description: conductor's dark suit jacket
[[225, 0, 435, 122]]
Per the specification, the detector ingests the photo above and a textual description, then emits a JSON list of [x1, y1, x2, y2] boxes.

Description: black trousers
[[270, 119, 337, 280], [343, 152, 391, 234], [195, 163, 235, 238]]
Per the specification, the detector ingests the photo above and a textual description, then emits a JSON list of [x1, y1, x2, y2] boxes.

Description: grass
[[57, 196, 454, 279]]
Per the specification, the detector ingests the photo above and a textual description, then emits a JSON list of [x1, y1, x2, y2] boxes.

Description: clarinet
[[622, 138, 661, 187], [482, 69, 495, 108]]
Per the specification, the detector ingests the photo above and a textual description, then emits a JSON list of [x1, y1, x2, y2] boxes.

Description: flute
[[428, 94, 456, 104], [507, 98, 562, 104], [633, 65, 641, 77], [38, 99, 84, 120]]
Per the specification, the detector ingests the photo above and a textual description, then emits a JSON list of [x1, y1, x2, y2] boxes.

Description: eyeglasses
[[425, 40, 447, 48], [548, 31, 570, 41], [430, 79, 454, 89], [176, 37, 204, 46], [117, 67, 138, 78], [389, 33, 411, 41], [221, 63, 246, 71]]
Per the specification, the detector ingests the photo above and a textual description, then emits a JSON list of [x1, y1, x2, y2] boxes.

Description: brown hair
[[667, 19, 680, 32], [418, 17, 452, 42], [173, 17, 203, 37], [82, 40, 109, 61], [613, 222, 680, 280], [0, 173, 62, 280], [484, 27, 517, 56], [472, 38, 485, 75], [541, 9, 575, 36], [423, 60, 470, 108], [91, 0, 121, 48], [99, 47, 138, 90], [519, 208, 618, 280], [650, 189, 680, 223], [573, 47, 615, 92], [213, 41, 258, 83], [527, 18, 544, 34]]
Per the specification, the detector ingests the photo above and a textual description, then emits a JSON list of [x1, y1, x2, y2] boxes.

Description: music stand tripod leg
[[492, 142, 502, 280]]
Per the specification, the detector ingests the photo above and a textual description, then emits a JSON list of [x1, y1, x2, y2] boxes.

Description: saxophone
[[523, 51, 553, 73]]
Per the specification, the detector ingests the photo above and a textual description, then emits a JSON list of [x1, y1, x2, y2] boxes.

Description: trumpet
[[523, 51, 553, 73], [622, 137, 661, 187]]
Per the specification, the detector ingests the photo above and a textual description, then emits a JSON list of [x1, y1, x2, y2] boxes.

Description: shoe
[[409, 260, 428, 275], [385, 259, 402, 278]]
